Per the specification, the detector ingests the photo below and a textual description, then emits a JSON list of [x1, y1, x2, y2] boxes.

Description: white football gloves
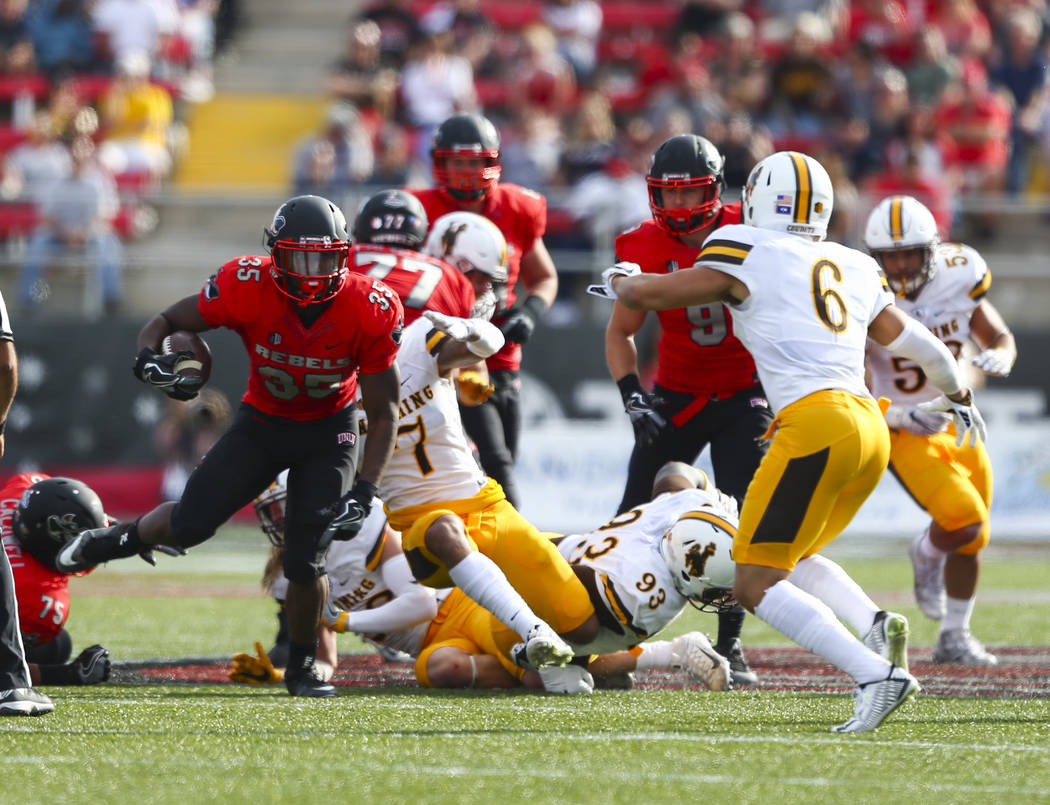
[[884, 404, 951, 436], [586, 261, 642, 300], [423, 310, 473, 342], [917, 392, 987, 447], [971, 347, 1014, 377]]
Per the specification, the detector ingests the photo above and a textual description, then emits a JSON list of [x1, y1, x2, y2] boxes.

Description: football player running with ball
[[605, 134, 772, 686], [591, 151, 987, 733], [57, 195, 404, 698], [864, 195, 1014, 666]]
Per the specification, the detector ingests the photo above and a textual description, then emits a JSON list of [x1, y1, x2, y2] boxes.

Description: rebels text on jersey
[[410, 183, 546, 372], [615, 203, 758, 396], [198, 256, 404, 421], [0, 473, 80, 648], [349, 243, 474, 325]]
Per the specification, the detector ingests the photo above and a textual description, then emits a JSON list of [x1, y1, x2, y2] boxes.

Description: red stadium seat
[[0, 73, 49, 101]]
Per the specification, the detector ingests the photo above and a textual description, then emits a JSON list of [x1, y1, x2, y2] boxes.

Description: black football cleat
[[284, 666, 337, 698]]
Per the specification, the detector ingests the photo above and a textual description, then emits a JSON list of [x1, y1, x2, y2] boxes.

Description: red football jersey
[[348, 243, 474, 324], [614, 203, 758, 396], [1, 473, 74, 649], [198, 256, 404, 421], [410, 183, 546, 371]]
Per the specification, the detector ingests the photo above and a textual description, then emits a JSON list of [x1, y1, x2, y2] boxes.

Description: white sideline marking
[[386, 763, 1046, 795]]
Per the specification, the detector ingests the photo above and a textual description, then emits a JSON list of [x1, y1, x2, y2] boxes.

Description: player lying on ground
[[230, 460, 736, 692], [2, 475, 118, 686]]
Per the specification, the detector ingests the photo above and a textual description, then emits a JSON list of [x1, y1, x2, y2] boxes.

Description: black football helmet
[[12, 477, 107, 571], [430, 113, 502, 202], [647, 134, 726, 235], [264, 195, 350, 305], [352, 189, 429, 249]]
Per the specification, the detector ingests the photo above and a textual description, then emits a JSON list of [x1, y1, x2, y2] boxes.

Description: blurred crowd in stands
[[307, 0, 1050, 255], [2, 0, 1049, 315], [0, 0, 238, 314]]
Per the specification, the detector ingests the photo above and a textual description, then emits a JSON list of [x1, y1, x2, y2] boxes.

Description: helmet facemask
[[432, 149, 502, 202], [648, 174, 722, 235], [254, 476, 287, 547], [872, 245, 937, 300], [269, 238, 348, 305]]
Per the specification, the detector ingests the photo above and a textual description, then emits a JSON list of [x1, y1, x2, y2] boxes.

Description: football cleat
[[71, 644, 111, 685], [671, 632, 732, 691], [0, 687, 54, 716], [832, 665, 920, 734], [862, 611, 910, 674], [715, 637, 759, 687], [284, 665, 337, 698], [908, 533, 946, 620], [537, 663, 594, 695], [55, 523, 142, 573], [933, 628, 998, 666], [512, 623, 574, 670]]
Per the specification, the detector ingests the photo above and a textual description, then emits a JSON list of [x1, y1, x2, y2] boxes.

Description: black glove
[[320, 479, 377, 549], [617, 374, 667, 447], [500, 294, 547, 345], [133, 347, 203, 401]]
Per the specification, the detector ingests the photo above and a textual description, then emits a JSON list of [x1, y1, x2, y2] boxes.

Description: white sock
[[754, 580, 891, 685], [448, 551, 541, 641], [941, 595, 976, 633], [790, 554, 880, 638], [636, 641, 673, 670], [918, 527, 948, 559]]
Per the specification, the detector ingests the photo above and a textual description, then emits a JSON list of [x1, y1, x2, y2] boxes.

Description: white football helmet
[[423, 211, 508, 320], [659, 510, 737, 613], [863, 195, 940, 299], [741, 151, 834, 240], [254, 469, 289, 546]]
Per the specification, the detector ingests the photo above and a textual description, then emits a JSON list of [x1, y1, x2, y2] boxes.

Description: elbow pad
[[884, 317, 964, 397]]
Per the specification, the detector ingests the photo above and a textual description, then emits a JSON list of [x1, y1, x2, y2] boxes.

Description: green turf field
[[3, 528, 1049, 805]]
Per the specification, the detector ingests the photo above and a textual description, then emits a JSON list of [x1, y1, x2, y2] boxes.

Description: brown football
[[160, 330, 212, 385]]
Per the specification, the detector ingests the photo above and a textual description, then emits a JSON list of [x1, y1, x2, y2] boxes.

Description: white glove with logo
[[917, 392, 987, 447], [971, 347, 1014, 377], [586, 261, 642, 300], [884, 404, 951, 436]]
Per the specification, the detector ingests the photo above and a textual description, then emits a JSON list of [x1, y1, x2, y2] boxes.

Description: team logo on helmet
[[440, 222, 468, 256], [684, 542, 717, 580], [271, 214, 286, 235], [45, 513, 81, 542]]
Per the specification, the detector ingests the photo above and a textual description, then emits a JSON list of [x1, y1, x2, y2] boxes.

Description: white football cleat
[[671, 632, 732, 691], [832, 666, 920, 734], [862, 611, 910, 673], [538, 663, 594, 695], [908, 533, 946, 620], [521, 623, 574, 669], [933, 628, 998, 666]]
